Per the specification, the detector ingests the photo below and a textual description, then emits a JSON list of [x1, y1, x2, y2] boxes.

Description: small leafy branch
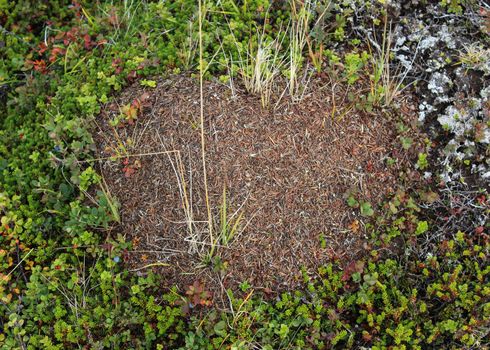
[[347, 195, 374, 217], [121, 158, 141, 178], [109, 92, 150, 127], [181, 280, 213, 314]]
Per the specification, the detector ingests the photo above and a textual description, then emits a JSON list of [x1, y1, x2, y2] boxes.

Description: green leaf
[[100, 270, 112, 281], [214, 320, 227, 337], [352, 272, 361, 283], [347, 196, 359, 208], [400, 137, 413, 150], [140, 79, 157, 88], [277, 324, 289, 339], [417, 153, 428, 170], [363, 272, 378, 286], [131, 285, 141, 294], [415, 221, 429, 235], [360, 202, 374, 217]]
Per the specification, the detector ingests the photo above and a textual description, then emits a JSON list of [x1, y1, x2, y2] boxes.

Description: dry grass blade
[[198, 0, 214, 252], [369, 11, 418, 107], [234, 20, 287, 107], [99, 172, 121, 223], [288, 0, 311, 102], [157, 133, 199, 254]]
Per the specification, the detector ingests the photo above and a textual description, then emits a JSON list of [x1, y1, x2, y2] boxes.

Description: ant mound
[[93, 75, 418, 293]]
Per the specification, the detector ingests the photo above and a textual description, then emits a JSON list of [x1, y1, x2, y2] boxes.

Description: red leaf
[[123, 167, 136, 177], [131, 99, 141, 111], [140, 92, 150, 101], [112, 58, 122, 67], [83, 34, 93, 50], [476, 195, 487, 205], [38, 42, 48, 54], [365, 161, 374, 173], [127, 70, 138, 82], [49, 47, 65, 63], [341, 260, 364, 281], [32, 60, 48, 74]]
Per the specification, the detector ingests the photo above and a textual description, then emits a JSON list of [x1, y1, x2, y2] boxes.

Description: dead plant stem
[[198, 0, 214, 253]]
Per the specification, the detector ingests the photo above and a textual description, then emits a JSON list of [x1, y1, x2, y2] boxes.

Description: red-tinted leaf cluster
[[122, 93, 151, 125], [112, 58, 124, 74], [126, 58, 161, 83], [122, 158, 141, 178], [186, 280, 213, 306], [341, 260, 365, 282], [26, 14, 107, 75], [68, 1, 83, 19], [181, 280, 213, 314], [476, 194, 487, 206], [30, 60, 48, 74], [49, 47, 65, 63]]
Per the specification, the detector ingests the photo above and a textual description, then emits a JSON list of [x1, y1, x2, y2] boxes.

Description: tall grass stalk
[[370, 11, 417, 107], [289, 0, 311, 101], [233, 16, 286, 107], [218, 186, 243, 246], [198, 0, 214, 255]]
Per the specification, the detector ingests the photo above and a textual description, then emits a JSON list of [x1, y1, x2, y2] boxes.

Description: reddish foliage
[[49, 47, 65, 63], [112, 58, 124, 74], [69, 1, 83, 18], [127, 70, 139, 82], [37, 42, 48, 54], [83, 34, 93, 50], [365, 160, 374, 173], [186, 281, 212, 306], [122, 159, 141, 177], [108, 7, 119, 26], [101, 242, 113, 252], [341, 260, 365, 282], [476, 194, 487, 205], [28, 60, 48, 74]]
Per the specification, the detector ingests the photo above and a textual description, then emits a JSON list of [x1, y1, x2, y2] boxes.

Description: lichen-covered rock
[[320, 0, 489, 187], [428, 72, 453, 102], [390, 1, 489, 187]]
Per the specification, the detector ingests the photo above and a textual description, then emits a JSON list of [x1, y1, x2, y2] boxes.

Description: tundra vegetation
[[0, 1, 489, 349]]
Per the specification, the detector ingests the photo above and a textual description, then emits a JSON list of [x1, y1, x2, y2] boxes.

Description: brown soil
[[92, 74, 418, 295]]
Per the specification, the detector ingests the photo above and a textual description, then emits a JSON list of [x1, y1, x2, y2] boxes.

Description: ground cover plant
[[0, 0, 489, 349]]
